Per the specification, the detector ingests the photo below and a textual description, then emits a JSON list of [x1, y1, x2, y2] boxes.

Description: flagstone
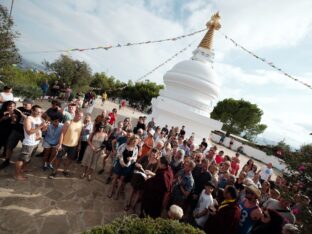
[[40, 215, 70, 234]]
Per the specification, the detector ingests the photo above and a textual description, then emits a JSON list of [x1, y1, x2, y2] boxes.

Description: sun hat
[[148, 128, 155, 136], [246, 183, 261, 199]]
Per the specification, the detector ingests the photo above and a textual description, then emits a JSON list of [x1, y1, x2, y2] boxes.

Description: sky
[[1, 0, 312, 148]]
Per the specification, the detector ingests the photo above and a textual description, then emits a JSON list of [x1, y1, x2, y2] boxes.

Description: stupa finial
[[198, 12, 221, 50]]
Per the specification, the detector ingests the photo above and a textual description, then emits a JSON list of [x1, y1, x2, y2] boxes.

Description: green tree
[[44, 55, 92, 91], [0, 66, 56, 98], [90, 72, 110, 90], [122, 80, 164, 111], [0, 4, 21, 69], [211, 98, 267, 139]]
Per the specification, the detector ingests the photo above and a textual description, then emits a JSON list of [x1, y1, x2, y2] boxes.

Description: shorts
[[42, 140, 58, 149], [7, 130, 24, 150], [56, 145, 77, 160], [19, 144, 38, 162]]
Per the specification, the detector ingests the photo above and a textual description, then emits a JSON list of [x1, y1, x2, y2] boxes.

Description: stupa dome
[[161, 49, 220, 115]]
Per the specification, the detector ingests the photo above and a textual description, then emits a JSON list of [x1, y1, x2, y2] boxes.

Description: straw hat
[[246, 183, 261, 199]]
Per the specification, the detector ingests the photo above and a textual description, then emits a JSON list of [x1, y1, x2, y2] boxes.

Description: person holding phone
[[15, 105, 46, 180]]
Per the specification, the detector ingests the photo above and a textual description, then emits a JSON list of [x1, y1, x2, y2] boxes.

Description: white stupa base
[[151, 96, 223, 144]]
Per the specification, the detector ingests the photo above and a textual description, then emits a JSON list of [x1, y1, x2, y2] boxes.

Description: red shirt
[[215, 154, 223, 164], [108, 112, 116, 125], [230, 161, 240, 176]]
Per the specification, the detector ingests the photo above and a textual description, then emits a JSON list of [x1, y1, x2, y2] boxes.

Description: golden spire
[[198, 12, 221, 50]]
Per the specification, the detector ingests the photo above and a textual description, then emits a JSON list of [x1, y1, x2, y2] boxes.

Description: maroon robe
[[141, 167, 174, 218], [205, 200, 241, 234]]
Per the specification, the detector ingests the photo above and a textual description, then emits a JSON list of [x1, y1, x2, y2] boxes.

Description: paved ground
[[0, 98, 276, 234]]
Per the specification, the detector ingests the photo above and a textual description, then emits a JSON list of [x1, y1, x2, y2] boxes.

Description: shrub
[[83, 216, 205, 234]]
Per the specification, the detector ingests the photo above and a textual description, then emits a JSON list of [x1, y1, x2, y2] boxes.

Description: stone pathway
[[0, 154, 128, 234]]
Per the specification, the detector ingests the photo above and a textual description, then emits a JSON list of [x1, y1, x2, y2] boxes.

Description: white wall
[[210, 133, 287, 171]]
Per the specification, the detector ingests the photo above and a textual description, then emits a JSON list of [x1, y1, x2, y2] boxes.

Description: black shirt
[[136, 122, 146, 131], [234, 179, 245, 191], [123, 148, 133, 164], [170, 160, 183, 176], [46, 107, 62, 120], [179, 129, 186, 137], [0, 109, 19, 145], [192, 165, 212, 195], [162, 127, 169, 135]]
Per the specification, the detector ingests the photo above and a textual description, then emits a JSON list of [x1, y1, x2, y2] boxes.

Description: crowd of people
[[0, 85, 306, 234]]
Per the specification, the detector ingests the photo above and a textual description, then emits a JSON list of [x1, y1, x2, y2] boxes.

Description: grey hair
[[282, 224, 300, 234], [177, 149, 185, 158]]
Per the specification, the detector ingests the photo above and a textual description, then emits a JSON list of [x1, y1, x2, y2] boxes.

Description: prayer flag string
[[23, 29, 206, 54], [135, 42, 194, 82], [221, 32, 312, 90], [106, 41, 195, 92]]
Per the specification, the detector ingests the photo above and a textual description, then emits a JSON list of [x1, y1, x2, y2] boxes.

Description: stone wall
[[210, 133, 286, 172]]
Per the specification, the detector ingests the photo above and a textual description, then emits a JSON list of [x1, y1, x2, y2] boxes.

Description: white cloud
[[214, 62, 312, 148], [186, 0, 312, 52]]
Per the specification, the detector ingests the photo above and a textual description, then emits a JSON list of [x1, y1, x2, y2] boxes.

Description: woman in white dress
[[81, 123, 107, 181]]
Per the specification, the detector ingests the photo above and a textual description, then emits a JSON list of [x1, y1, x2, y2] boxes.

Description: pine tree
[[0, 4, 20, 69]]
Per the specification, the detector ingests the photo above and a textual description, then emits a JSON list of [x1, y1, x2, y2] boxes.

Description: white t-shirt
[[260, 167, 273, 181], [0, 92, 14, 102], [0, 92, 14, 108], [23, 116, 43, 146], [194, 190, 214, 227]]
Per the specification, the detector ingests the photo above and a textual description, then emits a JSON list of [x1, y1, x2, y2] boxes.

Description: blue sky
[[1, 0, 312, 147]]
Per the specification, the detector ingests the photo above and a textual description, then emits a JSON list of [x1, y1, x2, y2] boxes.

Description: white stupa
[[151, 12, 223, 142]]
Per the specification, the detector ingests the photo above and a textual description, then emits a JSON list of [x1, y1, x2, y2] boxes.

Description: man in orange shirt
[[49, 110, 84, 178], [141, 129, 155, 157]]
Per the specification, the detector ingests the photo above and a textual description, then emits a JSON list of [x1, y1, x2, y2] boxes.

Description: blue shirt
[[44, 123, 63, 146], [172, 169, 194, 203], [81, 123, 93, 142], [239, 200, 258, 234]]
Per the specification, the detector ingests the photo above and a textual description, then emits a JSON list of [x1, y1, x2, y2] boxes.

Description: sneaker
[[0, 159, 10, 169], [105, 176, 112, 184], [98, 169, 104, 175], [63, 171, 70, 177], [48, 172, 57, 179]]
